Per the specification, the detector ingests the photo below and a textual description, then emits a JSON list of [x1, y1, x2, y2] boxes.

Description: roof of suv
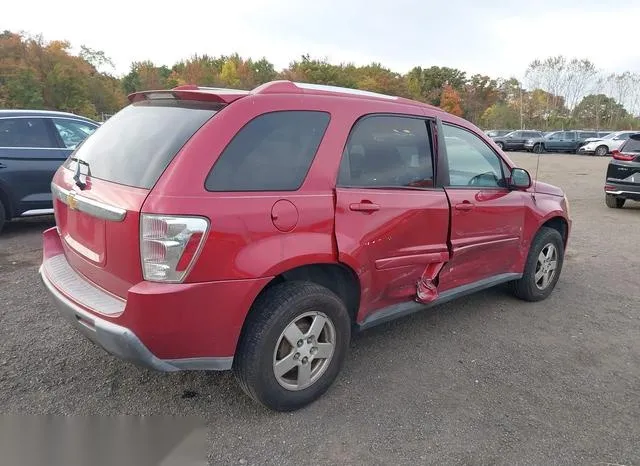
[[0, 109, 97, 122], [128, 80, 442, 112]]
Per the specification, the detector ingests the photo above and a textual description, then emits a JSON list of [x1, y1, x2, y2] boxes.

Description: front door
[[334, 115, 451, 321], [437, 123, 526, 291]]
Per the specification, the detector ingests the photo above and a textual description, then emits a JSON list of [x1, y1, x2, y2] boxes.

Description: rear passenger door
[[559, 131, 576, 151], [334, 115, 451, 319], [438, 123, 525, 291], [0, 117, 68, 215]]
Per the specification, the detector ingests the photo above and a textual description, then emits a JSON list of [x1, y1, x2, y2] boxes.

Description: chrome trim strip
[[606, 190, 640, 195], [21, 208, 54, 217], [51, 182, 127, 222]]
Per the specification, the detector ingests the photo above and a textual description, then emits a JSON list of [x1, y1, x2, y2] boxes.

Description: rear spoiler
[[128, 85, 250, 104]]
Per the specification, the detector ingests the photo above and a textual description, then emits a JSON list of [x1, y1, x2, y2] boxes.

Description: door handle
[[454, 202, 475, 211], [0, 162, 6, 169], [349, 201, 380, 212]]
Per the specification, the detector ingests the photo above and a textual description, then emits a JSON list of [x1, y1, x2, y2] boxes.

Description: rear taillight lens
[[612, 150, 635, 161], [141, 214, 209, 282]]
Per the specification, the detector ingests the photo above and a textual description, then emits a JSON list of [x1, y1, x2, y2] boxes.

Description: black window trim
[[204, 109, 332, 193], [336, 112, 441, 191], [0, 115, 99, 150], [437, 120, 511, 191]]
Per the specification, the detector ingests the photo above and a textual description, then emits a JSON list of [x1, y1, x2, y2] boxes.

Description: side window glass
[[206, 111, 330, 191], [338, 116, 434, 188], [53, 118, 98, 149], [0, 118, 54, 148], [442, 124, 505, 188]]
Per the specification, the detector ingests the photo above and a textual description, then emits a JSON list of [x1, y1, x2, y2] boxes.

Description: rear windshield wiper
[[70, 157, 91, 190]]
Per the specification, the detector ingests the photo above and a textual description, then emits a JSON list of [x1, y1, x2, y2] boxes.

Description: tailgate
[[52, 167, 149, 298], [48, 99, 219, 298]]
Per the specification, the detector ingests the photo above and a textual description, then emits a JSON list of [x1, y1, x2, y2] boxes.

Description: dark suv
[[524, 130, 609, 154], [40, 81, 571, 411], [492, 130, 544, 151], [0, 110, 99, 232], [604, 133, 640, 208]]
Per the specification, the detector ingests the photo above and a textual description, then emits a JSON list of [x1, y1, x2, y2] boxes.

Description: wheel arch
[[235, 261, 361, 354], [539, 215, 569, 249]]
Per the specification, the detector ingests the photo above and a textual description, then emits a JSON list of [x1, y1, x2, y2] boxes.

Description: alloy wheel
[[534, 243, 558, 290], [273, 311, 336, 391]]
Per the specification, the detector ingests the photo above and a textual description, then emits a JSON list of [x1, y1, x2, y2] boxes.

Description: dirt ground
[[0, 153, 638, 465]]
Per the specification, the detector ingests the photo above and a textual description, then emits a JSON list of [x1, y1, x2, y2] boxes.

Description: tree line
[[1, 30, 639, 131]]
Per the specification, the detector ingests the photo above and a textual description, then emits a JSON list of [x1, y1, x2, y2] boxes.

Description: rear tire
[[605, 194, 625, 209], [594, 145, 608, 157], [510, 227, 564, 302], [0, 201, 6, 234], [233, 281, 351, 411]]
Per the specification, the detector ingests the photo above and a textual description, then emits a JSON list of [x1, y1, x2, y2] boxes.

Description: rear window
[[205, 111, 330, 192], [67, 101, 217, 189], [621, 135, 640, 152]]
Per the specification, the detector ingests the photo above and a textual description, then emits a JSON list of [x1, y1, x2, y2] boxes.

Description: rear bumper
[[605, 182, 640, 201], [40, 227, 271, 371], [40, 267, 188, 371]]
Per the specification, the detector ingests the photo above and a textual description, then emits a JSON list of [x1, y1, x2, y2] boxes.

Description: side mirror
[[509, 168, 532, 189]]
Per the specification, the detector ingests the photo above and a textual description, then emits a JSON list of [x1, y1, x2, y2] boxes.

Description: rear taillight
[[141, 214, 209, 282], [612, 150, 635, 161]]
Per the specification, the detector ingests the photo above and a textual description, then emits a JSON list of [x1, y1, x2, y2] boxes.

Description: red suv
[[40, 81, 571, 411]]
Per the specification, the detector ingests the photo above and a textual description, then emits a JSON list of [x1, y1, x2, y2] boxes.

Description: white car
[[578, 131, 638, 156]]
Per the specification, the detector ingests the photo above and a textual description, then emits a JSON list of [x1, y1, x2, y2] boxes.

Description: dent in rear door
[[333, 114, 451, 322]]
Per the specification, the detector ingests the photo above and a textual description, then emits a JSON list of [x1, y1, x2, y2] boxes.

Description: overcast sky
[[3, 0, 639, 80]]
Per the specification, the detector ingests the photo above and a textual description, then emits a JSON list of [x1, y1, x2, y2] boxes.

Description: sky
[[3, 0, 640, 81]]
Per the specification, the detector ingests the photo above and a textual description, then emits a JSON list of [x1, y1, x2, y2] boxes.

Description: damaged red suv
[[40, 81, 571, 411]]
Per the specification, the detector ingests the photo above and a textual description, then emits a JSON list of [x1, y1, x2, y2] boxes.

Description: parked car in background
[[604, 133, 640, 208], [0, 110, 99, 232], [578, 131, 638, 156], [524, 130, 609, 154], [485, 129, 511, 138], [40, 80, 571, 411], [492, 130, 544, 151]]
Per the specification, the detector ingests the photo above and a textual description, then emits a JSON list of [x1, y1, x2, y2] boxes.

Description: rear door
[[560, 131, 577, 151], [505, 131, 525, 149], [0, 116, 68, 215], [51, 100, 219, 298], [438, 122, 525, 291], [334, 115, 450, 319]]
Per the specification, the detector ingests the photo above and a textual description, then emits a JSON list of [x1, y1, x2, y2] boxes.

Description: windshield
[[66, 100, 217, 189]]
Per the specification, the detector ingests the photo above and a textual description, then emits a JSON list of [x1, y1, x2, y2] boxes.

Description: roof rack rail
[[251, 80, 399, 100]]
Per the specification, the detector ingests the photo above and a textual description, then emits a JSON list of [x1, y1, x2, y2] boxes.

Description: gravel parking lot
[[1, 153, 638, 465]]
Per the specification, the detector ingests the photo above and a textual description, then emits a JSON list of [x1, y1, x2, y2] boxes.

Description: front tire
[[605, 194, 625, 209], [510, 227, 564, 302], [533, 143, 543, 154], [496, 142, 504, 150], [594, 145, 608, 157], [233, 281, 351, 411]]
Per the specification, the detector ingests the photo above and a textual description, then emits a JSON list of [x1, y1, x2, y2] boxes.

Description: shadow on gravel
[[1, 216, 55, 238]]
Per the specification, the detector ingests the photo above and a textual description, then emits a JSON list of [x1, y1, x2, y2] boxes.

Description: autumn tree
[[406, 66, 466, 105], [440, 84, 463, 116]]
